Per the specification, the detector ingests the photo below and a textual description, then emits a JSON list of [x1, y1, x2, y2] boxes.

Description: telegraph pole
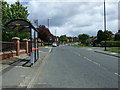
[[104, 0, 107, 51], [55, 29, 57, 42]]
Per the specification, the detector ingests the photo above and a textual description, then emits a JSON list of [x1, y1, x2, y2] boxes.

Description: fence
[[2, 42, 15, 52], [0, 39, 30, 60], [0, 38, 41, 60], [20, 42, 26, 50]]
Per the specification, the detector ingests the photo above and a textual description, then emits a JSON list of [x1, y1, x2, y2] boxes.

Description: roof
[[4, 19, 38, 32]]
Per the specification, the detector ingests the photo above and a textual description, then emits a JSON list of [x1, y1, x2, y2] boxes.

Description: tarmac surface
[[0, 46, 119, 89]]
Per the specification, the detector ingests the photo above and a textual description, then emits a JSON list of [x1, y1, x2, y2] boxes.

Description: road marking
[[73, 51, 100, 67], [114, 73, 120, 77], [93, 62, 100, 66], [20, 75, 25, 78], [84, 57, 100, 66], [73, 52, 81, 56], [49, 47, 52, 53]]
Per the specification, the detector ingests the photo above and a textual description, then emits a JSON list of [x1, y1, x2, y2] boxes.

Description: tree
[[114, 30, 120, 41], [2, 30, 30, 41], [2, 0, 30, 41], [38, 25, 55, 42], [59, 35, 68, 42], [2, 1, 29, 25], [78, 34, 89, 44], [97, 30, 113, 43], [97, 30, 105, 43], [104, 30, 113, 40]]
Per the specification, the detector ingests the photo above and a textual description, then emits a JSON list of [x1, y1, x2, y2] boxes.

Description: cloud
[[5, 0, 119, 36]]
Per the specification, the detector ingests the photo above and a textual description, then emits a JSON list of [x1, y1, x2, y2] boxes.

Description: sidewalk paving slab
[[1, 47, 52, 89]]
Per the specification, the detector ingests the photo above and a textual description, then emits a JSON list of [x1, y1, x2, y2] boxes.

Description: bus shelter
[[4, 19, 39, 65]]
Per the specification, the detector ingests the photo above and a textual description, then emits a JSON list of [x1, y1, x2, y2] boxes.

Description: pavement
[[0, 54, 29, 72], [1, 47, 52, 89], [94, 49, 119, 58]]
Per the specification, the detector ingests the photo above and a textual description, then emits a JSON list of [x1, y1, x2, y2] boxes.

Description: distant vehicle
[[52, 42, 57, 47]]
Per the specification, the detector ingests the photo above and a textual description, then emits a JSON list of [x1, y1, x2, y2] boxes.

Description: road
[[29, 46, 118, 88]]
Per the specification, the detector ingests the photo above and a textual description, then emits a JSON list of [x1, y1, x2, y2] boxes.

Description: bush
[[92, 40, 99, 47], [101, 41, 120, 47]]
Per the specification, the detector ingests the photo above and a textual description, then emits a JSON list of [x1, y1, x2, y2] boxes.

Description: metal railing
[[1, 42, 15, 52], [20, 42, 26, 50]]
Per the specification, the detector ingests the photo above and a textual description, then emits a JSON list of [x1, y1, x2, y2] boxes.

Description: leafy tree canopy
[[2, 0, 29, 25], [2, 0, 30, 41], [97, 30, 113, 43], [59, 35, 68, 42], [114, 30, 120, 41], [78, 34, 89, 43]]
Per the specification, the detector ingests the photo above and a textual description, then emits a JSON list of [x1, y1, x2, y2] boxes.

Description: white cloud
[[5, 0, 119, 36]]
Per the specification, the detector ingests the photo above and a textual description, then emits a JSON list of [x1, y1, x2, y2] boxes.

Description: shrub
[[101, 41, 120, 47]]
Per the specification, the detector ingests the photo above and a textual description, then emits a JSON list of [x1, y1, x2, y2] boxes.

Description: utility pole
[[48, 19, 49, 29], [48, 18, 51, 29], [55, 29, 56, 36], [104, 0, 107, 51], [55, 29, 57, 42], [48, 18, 51, 45]]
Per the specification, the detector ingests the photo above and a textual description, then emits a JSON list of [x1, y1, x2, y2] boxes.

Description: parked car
[[52, 42, 57, 47]]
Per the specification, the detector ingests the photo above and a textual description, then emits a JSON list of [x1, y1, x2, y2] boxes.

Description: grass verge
[[107, 47, 120, 53], [71, 44, 84, 47], [71, 44, 92, 48]]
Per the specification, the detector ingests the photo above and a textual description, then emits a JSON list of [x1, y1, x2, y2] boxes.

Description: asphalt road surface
[[30, 46, 118, 88]]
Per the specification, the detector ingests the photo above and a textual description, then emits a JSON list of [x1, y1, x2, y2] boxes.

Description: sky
[[6, 0, 120, 37]]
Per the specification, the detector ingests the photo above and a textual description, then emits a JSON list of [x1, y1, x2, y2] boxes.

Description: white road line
[[49, 47, 52, 53], [114, 73, 120, 77], [84, 57, 100, 66], [92, 62, 100, 66], [73, 51, 100, 67], [73, 52, 78, 55]]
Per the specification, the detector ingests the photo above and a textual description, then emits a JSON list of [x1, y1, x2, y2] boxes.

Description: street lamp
[[55, 29, 56, 36], [48, 18, 51, 29], [104, 0, 107, 51], [48, 18, 51, 45], [55, 29, 57, 42]]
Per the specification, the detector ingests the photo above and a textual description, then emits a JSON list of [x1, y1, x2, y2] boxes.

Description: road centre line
[[114, 73, 120, 77], [73, 51, 119, 77], [83, 57, 100, 66], [73, 51, 101, 66], [73, 51, 81, 56]]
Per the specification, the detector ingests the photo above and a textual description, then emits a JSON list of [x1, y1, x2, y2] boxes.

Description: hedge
[[101, 41, 120, 47]]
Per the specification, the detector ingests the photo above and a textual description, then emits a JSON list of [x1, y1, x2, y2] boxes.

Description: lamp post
[[48, 18, 51, 29], [55, 29, 56, 36], [55, 29, 57, 42], [48, 18, 51, 45], [104, 0, 107, 51]]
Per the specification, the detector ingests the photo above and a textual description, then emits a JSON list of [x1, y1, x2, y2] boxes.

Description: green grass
[[39, 45, 52, 47], [71, 44, 92, 48], [107, 47, 120, 53], [71, 45, 84, 47]]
